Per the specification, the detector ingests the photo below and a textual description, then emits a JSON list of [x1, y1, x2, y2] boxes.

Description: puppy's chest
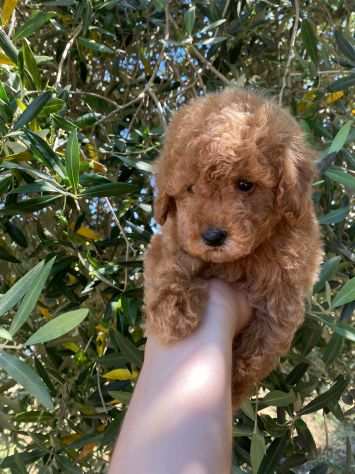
[[200, 262, 246, 284]]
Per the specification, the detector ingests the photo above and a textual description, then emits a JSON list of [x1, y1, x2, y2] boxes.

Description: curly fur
[[144, 88, 322, 409]]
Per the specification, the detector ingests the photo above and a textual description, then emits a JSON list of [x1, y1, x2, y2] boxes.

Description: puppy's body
[[144, 89, 322, 408]]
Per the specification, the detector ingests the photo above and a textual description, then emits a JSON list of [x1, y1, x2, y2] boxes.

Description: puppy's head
[[154, 89, 315, 263]]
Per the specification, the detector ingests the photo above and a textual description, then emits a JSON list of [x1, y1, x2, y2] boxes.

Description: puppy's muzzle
[[202, 228, 227, 247]]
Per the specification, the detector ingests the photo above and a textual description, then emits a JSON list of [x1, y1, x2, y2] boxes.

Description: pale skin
[[109, 279, 252, 474]]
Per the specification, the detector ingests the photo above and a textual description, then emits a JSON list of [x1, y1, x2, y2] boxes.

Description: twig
[[104, 197, 134, 292], [68, 90, 119, 108], [92, 93, 143, 128], [148, 89, 167, 129], [96, 366, 108, 415], [279, 0, 300, 105], [55, 23, 83, 88], [168, 13, 230, 86]]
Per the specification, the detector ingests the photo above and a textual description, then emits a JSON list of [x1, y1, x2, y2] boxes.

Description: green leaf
[[0, 328, 13, 340], [108, 390, 132, 404], [314, 256, 341, 292], [0, 260, 45, 318], [240, 399, 255, 420], [38, 98, 65, 117], [80, 182, 137, 198], [298, 375, 348, 415], [257, 432, 288, 474], [323, 333, 344, 364], [260, 390, 295, 407], [295, 419, 317, 457], [334, 30, 355, 63], [333, 322, 355, 342], [4, 221, 28, 248], [9, 257, 55, 336], [196, 36, 227, 47], [152, 0, 166, 12], [332, 276, 355, 308], [110, 330, 143, 368], [14, 11, 55, 40], [327, 74, 355, 92], [251, 431, 266, 474], [0, 449, 47, 470], [1, 161, 59, 185], [52, 113, 77, 131], [301, 19, 319, 64], [78, 37, 114, 54], [24, 130, 66, 178], [0, 27, 18, 63], [0, 245, 19, 263], [9, 181, 65, 194], [184, 6, 196, 35], [25, 308, 89, 345], [0, 195, 62, 216], [319, 206, 349, 225], [325, 167, 355, 189], [0, 351, 53, 409], [13, 91, 52, 130], [328, 121, 352, 154], [66, 129, 80, 193], [22, 39, 41, 90]]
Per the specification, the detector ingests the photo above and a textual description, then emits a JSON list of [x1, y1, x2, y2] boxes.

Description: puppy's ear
[[154, 189, 173, 225], [277, 137, 316, 219]]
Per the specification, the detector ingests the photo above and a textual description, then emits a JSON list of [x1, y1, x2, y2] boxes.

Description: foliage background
[[0, 0, 354, 472]]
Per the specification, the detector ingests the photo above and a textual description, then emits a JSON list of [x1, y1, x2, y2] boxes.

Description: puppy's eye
[[187, 184, 194, 194], [237, 180, 255, 192]]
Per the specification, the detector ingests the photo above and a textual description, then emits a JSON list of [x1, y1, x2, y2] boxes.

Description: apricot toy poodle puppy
[[144, 88, 322, 408]]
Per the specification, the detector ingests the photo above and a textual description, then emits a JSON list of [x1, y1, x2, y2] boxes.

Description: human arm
[[108, 279, 251, 474]]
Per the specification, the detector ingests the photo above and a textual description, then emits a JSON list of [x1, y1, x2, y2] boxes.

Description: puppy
[[144, 88, 322, 408]]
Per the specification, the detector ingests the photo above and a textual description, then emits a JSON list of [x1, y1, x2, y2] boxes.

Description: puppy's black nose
[[202, 228, 227, 247]]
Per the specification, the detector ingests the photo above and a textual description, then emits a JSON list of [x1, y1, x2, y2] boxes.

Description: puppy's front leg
[[231, 291, 305, 409], [144, 234, 207, 344]]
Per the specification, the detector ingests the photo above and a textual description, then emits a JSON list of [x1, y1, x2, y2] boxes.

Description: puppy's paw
[[146, 281, 207, 344]]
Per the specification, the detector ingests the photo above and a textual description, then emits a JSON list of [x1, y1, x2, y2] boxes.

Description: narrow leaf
[[13, 91, 52, 130], [332, 276, 355, 308], [314, 256, 341, 292], [78, 37, 114, 54], [14, 11, 54, 40], [66, 128, 80, 193], [0, 328, 13, 340], [325, 167, 355, 190], [24, 130, 66, 178], [251, 431, 266, 474], [327, 74, 355, 92], [319, 206, 349, 225], [328, 121, 352, 154], [25, 308, 89, 345], [0, 27, 18, 63], [80, 182, 137, 198], [323, 333, 344, 365], [301, 19, 319, 64], [1, 0, 18, 27], [0, 351, 53, 409], [9, 257, 55, 336], [298, 375, 348, 415], [260, 390, 295, 407], [22, 39, 42, 90], [0, 195, 62, 216], [257, 433, 289, 474], [334, 30, 355, 63], [4, 221, 28, 248], [110, 330, 143, 368], [0, 260, 45, 318], [184, 6, 196, 35]]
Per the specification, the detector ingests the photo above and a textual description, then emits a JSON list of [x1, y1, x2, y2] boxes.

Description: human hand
[[203, 279, 252, 341]]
